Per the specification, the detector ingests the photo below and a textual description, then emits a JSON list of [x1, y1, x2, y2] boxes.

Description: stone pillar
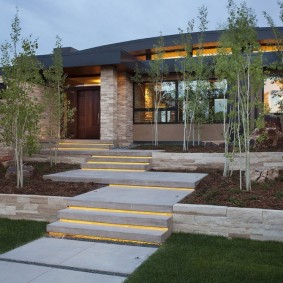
[[117, 73, 133, 146], [100, 67, 118, 141]]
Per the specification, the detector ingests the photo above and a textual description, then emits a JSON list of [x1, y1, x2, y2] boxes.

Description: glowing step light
[[87, 161, 149, 165], [91, 155, 152, 159], [81, 168, 145, 172], [59, 142, 113, 146], [48, 232, 161, 246], [109, 184, 194, 191], [58, 147, 108, 150], [68, 206, 172, 216], [60, 219, 168, 231]]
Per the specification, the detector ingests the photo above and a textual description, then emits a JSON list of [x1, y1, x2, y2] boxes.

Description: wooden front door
[[68, 88, 100, 139]]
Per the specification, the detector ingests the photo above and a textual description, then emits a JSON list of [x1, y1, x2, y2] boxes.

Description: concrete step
[[58, 143, 114, 149], [81, 162, 151, 170], [69, 186, 193, 213], [58, 207, 172, 228], [60, 139, 114, 144], [86, 156, 152, 163], [47, 220, 171, 244], [44, 170, 205, 188], [90, 151, 153, 157], [55, 149, 108, 155]]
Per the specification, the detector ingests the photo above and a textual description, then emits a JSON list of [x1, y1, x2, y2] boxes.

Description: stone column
[[117, 73, 133, 146], [100, 67, 118, 142]]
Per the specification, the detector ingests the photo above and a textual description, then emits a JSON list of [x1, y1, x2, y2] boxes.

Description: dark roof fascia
[[77, 30, 222, 54], [77, 27, 283, 54], [138, 51, 281, 75], [37, 49, 140, 69]]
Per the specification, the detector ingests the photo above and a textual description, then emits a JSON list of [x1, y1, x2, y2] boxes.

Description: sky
[[0, 0, 282, 55]]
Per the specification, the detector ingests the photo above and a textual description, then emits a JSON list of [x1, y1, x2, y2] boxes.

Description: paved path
[[0, 238, 157, 283], [1, 169, 207, 282]]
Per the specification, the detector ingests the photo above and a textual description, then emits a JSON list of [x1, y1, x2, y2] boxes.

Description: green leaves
[[0, 8, 43, 188]]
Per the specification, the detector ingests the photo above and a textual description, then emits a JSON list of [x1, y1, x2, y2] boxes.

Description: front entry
[[68, 87, 100, 139]]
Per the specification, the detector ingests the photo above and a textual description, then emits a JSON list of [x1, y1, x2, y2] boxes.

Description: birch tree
[[177, 6, 210, 150], [0, 10, 43, 188], [148, 34, 168, 146], [215, 0, 264, 191], [43, 36, 74, 165]]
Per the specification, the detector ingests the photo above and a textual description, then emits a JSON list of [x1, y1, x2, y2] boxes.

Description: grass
[[0, 218, 47, 254], [126, 233, 283, 283]]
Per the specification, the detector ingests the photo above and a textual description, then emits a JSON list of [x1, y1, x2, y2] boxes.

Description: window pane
[[134, 82, 176, 109], [264, 78, 283, 113], [214, 99, 227, 113], [134, 111, 153, 123]]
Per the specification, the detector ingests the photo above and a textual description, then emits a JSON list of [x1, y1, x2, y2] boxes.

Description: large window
[[134, 82, 177, 123], [133, 80, 227, 124], [264, 78, 283, 113]]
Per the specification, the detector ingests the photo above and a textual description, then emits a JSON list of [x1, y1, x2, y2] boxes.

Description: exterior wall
[[173, 204, 283, 242], [100, 67, 118, 141], [152, 152, 283, 170], [133, 124, 224, 142], [117, 73, 133, 146], [0, 194, 69, 222]]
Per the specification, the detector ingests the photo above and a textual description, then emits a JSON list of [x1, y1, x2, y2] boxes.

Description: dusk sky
[[1, 0, 282, 55]]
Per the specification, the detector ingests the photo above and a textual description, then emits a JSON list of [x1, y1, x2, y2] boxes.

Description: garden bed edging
[[173, 203, 283, 242], [0, 194, 69, 222]]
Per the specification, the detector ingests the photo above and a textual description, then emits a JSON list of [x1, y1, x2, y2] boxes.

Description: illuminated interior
[[132, 40, 280, 61], [67, 76, 101, 86]]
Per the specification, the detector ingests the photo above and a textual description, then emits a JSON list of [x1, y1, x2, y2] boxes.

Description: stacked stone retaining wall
[[174, 204, 283, 242], [0, 194, 69, 222]]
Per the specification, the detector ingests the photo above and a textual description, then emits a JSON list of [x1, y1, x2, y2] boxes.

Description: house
[[5, 27, 283, 147]]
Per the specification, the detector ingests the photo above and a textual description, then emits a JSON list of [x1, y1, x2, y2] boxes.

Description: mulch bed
[[0, 162, 105, 197], [1, 161, 282, 210], [133, 143, 283, 153], [174, 168, 283, 210]]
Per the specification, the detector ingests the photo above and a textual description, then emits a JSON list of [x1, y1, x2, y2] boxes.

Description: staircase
[[47, 184, 194, 245], [46, 139, 198, 245], [55, 139, 114, 155], [81, 150, 152, 172]]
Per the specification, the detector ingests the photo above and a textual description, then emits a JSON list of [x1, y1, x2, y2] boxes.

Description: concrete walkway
[[0, 238, 157, 283], [1, 169, 207, 282]]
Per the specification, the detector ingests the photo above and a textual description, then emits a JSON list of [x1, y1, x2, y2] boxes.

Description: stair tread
[[48, 221, 168, 235], [59, 208, 171, 219]]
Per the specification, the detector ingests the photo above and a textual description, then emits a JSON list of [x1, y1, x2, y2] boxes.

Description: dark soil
[[133, 143, 283, 153], [0, 162, 105, 197], [175, 168, 283, 210], [1, 162, 282, 210]]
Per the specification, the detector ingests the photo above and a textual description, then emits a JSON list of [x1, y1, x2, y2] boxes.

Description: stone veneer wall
[[0, 85, 48, 164], [173, 204, 283, 242], [100, 67, 118, 141], [0, 194, 69, 222], [117, 73, 133, 146], [152, 152, 283, 170]]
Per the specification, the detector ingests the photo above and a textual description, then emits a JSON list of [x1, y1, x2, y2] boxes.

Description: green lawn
[[0, 218, 47, 254], [126, 233, 283, 283]]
